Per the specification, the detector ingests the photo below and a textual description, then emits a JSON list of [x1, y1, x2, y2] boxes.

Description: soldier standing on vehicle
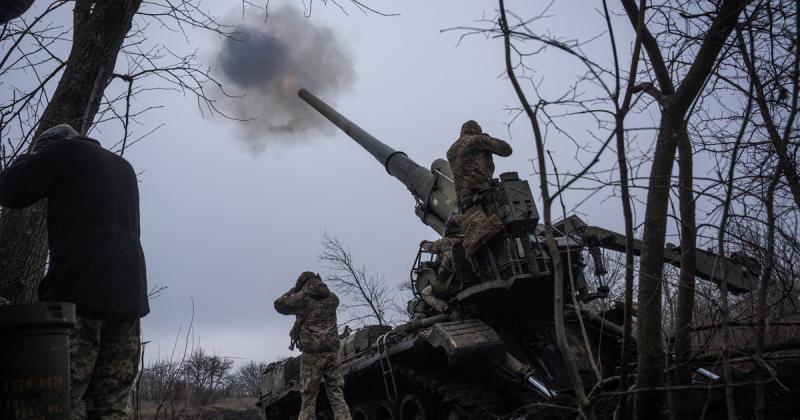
[[419, 216, 465, 313], [0, 124, 149, 419], [446, 120, 512, 257], [275, 272, 352, 420]]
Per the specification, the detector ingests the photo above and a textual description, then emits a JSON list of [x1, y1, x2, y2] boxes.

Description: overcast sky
[[11, 0, 653, 366]]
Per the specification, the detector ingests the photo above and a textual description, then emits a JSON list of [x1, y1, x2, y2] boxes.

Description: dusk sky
[[7, 0, 661, 366]]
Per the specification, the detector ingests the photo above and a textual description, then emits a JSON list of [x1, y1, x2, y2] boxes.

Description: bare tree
[[137, 358, 187, 411], [614, 2, 750, 416], [182, 347, 234, 405], [448, 0, 800, 418], [319, 233, 402, 327], [227, 360, 267, 398], [138, 355, 264, 416], [494, 2, 596, 418]]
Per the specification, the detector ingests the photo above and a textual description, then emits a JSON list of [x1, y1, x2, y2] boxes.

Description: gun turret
[[298, 89, 456, 233]]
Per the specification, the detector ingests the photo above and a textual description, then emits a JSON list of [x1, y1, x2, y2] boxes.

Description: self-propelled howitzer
[[255, 90, 761, 419], [297, 88, 757, 294]]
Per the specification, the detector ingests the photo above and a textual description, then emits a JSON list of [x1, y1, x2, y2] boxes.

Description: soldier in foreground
[[446, 120, 512, 257], [274, 272, 352, 420], [0, 124, 149, 419]]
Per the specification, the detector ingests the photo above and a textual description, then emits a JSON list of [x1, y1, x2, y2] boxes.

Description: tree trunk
[[755, 170, 779, 420], [670, 128, 696, 420], [0, 0, 142, 301], [614, 111, 637, 420], [610, 3, 644, 416], [634, 111, 681, 418]]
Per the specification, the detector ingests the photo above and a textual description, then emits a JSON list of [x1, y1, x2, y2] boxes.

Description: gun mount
[[257, 90, 762, 419]]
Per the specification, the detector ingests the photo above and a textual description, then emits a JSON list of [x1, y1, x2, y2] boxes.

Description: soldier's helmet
[[32, 124, 79, 153], [295, 271, 319, 290], [460, 120, 482, 136]]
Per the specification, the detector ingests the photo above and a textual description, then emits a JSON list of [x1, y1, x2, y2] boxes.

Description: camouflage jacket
[[446, 126, 512, 210], [422, 236, 463, 254], [422, 236, 464, 294], [274, 277, 341, 353]]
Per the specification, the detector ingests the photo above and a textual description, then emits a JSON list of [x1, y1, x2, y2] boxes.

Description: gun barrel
[[299, 89, 453, 233], [299, 89, 433, 198]]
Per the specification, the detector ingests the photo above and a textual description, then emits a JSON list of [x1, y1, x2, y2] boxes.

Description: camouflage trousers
[[457, 205, 504, 257], [299, 351, 351, 420], [421, 285, 448, 313], [70, 317, 140, 420]]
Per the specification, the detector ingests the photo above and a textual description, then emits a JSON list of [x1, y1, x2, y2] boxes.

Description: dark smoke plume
[[214, 6, 355, 152]]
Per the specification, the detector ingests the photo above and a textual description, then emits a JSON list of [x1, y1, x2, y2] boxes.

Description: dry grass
[[135, 397, 260, 420]]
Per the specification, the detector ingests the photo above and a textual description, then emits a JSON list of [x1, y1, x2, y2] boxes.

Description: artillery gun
[[256, 89, 760, 419]]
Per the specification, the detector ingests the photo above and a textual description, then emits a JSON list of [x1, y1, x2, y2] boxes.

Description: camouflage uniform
[[420, 285, 448, 313], [275, 272, 351, 420], [456, 206, 504, 257], [421, 236, 463, 274], [70, 317, 140, 420], [446, 120, 512, 257], [298, 352, 349, 420], [420, 236, 464, 313]]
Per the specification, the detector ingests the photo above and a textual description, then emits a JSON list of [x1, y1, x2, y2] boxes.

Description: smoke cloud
[[214, 6, 355, 152]]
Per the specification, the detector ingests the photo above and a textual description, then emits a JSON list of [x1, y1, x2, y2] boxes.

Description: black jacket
[[0, 137, 149, 319]]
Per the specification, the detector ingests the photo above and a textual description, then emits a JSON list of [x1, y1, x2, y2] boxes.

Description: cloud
[[214, 6, 355, 152]]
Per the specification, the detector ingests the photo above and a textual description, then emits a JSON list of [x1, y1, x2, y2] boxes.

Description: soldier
[[446, 120, 512, 257], [0, 124, 149, 419], [419, 216, 464, 313], [275, 272, 352, 420]]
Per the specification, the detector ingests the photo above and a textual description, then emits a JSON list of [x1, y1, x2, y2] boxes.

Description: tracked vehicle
[[256, 89, 760, 419]]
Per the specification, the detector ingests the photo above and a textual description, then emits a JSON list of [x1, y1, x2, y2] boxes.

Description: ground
[[135, 397, 261, 420]]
